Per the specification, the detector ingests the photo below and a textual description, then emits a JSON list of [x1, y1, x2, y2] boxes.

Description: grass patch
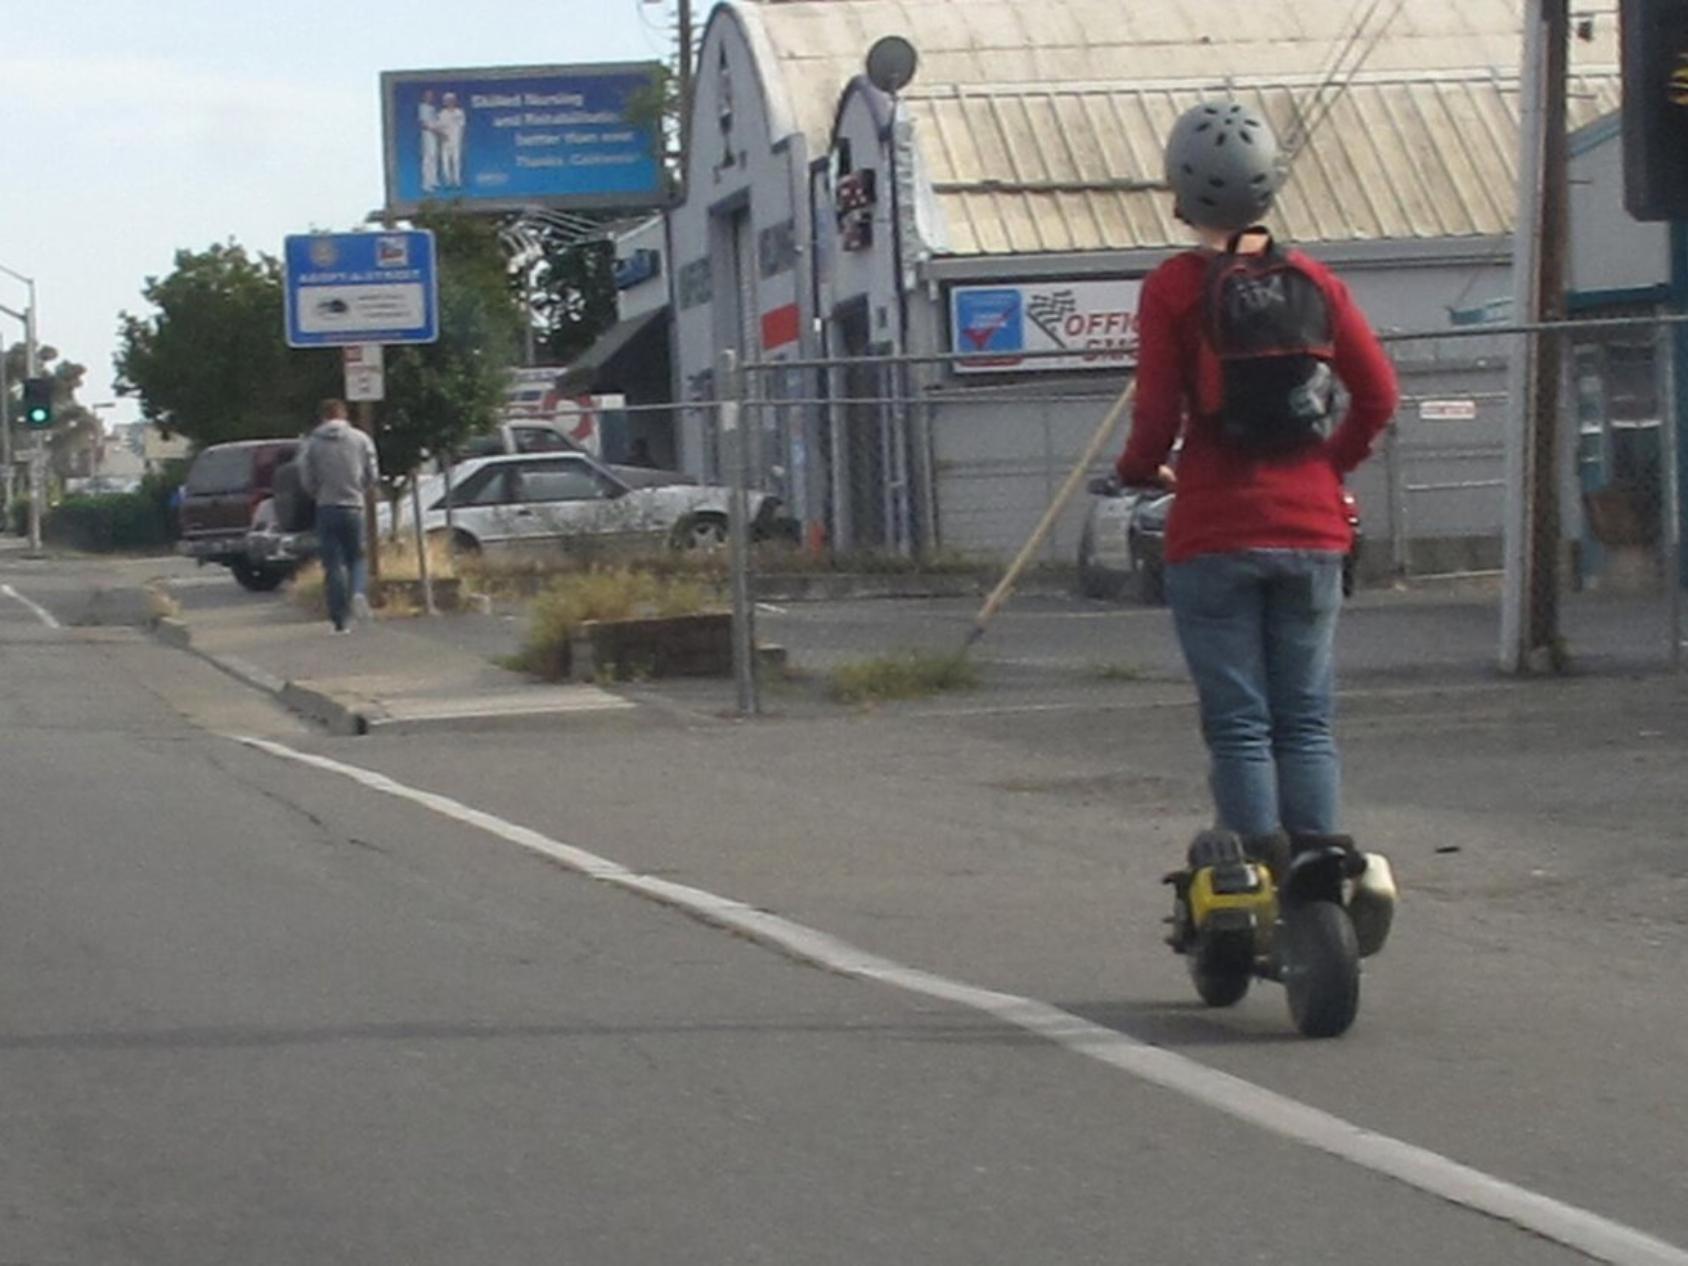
[[826, 650, 979, 705], [506, 567, 724, 681], [287, 561, 328, 618], [289, 536, 463, 619]]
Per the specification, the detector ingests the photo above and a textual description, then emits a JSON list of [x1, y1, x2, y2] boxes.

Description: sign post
[[286, 229, 439, 608], [343, 344, 385, 403]]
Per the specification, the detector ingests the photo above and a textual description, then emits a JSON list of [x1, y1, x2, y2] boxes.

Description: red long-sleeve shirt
[[1116, 248, 1399, 563]]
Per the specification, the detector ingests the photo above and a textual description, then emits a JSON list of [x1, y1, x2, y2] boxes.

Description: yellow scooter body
[[1188, 860, 1277, 933]]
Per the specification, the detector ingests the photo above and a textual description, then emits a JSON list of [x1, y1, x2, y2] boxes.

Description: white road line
[[235, 733, 1687, 1266], [0, 583, 60, 629]]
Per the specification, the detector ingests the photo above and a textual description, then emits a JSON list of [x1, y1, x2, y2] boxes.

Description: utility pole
[[1501, 0, 1572, 673], [676, 0, 694, 164]]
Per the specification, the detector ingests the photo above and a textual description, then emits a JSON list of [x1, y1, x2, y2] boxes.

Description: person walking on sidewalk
[[300, 398, 380, 635], [1114, 101, 1398, 865]]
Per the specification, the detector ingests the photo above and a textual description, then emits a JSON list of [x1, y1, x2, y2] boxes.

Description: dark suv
[[177, 439, 300, 590]]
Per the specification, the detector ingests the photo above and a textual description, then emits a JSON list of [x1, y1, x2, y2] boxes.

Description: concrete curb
[[279, 682, 376, 737], [755, 573, 986, 602], [148, 615, 375, 736]]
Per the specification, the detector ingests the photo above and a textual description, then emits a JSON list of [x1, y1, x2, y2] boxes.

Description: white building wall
[[667, 4, 818, 526], [923, 255, 1517, 566]]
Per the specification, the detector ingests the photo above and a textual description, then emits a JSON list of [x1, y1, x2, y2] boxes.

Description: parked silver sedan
[[401, 451, 794, 557]]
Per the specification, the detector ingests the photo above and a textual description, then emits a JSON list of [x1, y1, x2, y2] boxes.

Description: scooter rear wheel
[[1279, 901, 1360, 1038]]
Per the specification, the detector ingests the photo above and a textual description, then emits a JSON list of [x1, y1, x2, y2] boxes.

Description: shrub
[[42, 494, 171, 552], [507, 568, 722, 680]]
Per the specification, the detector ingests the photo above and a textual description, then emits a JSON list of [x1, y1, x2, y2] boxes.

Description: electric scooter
[[1164, 830, 1397, 1038]]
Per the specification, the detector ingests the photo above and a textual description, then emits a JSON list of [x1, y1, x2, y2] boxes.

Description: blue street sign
[[283, 230, 439, 348]]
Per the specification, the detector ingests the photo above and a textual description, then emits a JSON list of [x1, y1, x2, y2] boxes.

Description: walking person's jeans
[[315, 504, 366, 631], [1165, 550, 1344, 838]]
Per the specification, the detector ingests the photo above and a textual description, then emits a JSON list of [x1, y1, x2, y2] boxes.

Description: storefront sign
[[949, 280, 1142, 373]]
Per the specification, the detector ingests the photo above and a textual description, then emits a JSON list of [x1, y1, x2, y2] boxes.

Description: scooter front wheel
[[1189, 929, 1254, 1007], [1279, 901, 1360, 1038]]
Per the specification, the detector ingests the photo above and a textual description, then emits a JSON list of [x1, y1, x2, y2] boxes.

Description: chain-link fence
[[602, 313, 1686, 709]]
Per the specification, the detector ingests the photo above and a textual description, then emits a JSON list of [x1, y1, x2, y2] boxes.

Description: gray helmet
[[1164, 100, 1283, 231]]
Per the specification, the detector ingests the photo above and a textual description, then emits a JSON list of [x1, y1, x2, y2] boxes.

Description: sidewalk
[[152, 572, 636, 735]]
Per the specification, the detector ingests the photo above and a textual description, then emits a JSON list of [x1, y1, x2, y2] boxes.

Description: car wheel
[[673, 514, 728, 551], [1342, 551, 1357, 598], [231, 560, 290, 592]]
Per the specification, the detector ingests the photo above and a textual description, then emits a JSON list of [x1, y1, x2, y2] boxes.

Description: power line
[[1283, 0, 1411, 163]]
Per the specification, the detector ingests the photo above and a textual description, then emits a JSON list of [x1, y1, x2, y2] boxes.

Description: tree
[[114, 242, 339, 448], [519, 221, 619, 366], [379, 211, 523, 487]]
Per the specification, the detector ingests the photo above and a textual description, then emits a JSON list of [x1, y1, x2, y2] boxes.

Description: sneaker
[[351, 593, 372, 623], [332, 623, 350, 635]]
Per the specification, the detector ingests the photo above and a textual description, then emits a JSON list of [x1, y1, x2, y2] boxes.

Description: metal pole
[[357, 400, 381, 597], [720, 349, 759, 715], [0, 345, 11, 529], [25, 302, 42, 554], [1660, 318, 1682, 670], [1385, 423, 1409, 575], [411, 470, 437, 616]]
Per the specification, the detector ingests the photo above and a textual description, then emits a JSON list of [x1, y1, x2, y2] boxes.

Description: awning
[[556, 307, 669, 394]]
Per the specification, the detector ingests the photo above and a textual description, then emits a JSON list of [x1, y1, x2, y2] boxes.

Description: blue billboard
[[381, 63, 664, 215]]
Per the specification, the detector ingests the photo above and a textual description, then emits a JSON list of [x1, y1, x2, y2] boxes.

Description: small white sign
[[343, 344, 385, 403], [300, 284, 426, 336], [1419, 399, 1478, 422]]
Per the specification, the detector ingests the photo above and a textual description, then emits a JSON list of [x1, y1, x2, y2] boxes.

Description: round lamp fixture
[[865, 35, 919, 95]]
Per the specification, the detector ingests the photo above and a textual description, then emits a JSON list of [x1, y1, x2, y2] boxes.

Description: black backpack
[[1201, 233, 1336, 455]]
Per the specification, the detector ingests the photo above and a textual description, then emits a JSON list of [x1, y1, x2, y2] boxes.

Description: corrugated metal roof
[[911, 68, 1621, 254], [736, 0, 1617, 151]]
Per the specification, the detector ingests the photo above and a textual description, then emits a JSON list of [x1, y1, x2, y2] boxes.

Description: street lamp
[[0, 262, 41, 551], [864, 37, 921, 552]]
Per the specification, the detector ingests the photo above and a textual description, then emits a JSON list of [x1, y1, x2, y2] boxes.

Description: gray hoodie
[[300, 419, 379, 509]]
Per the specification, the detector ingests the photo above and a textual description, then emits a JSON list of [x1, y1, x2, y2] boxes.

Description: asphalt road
[[3, 557, 1685, 1264]]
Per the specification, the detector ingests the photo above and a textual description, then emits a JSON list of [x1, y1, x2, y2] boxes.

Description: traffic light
[[21, 376, 53, 429], [1620, 0, 1688, 221]]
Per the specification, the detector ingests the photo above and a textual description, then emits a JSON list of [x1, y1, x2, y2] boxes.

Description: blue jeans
[[1165, 550, 1344, 837], [315, 504, 366, 630]]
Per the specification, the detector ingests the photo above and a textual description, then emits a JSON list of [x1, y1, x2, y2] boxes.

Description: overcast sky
[[0, 0, 674, 429]]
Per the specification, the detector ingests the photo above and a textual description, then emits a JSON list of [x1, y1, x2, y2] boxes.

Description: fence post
[[719, 348, 760, 716], [1659, 319, 1683, 671], [915, 388, 939, 556], [829, 359, 851, 556], [1385, 422, 1408, 576]]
